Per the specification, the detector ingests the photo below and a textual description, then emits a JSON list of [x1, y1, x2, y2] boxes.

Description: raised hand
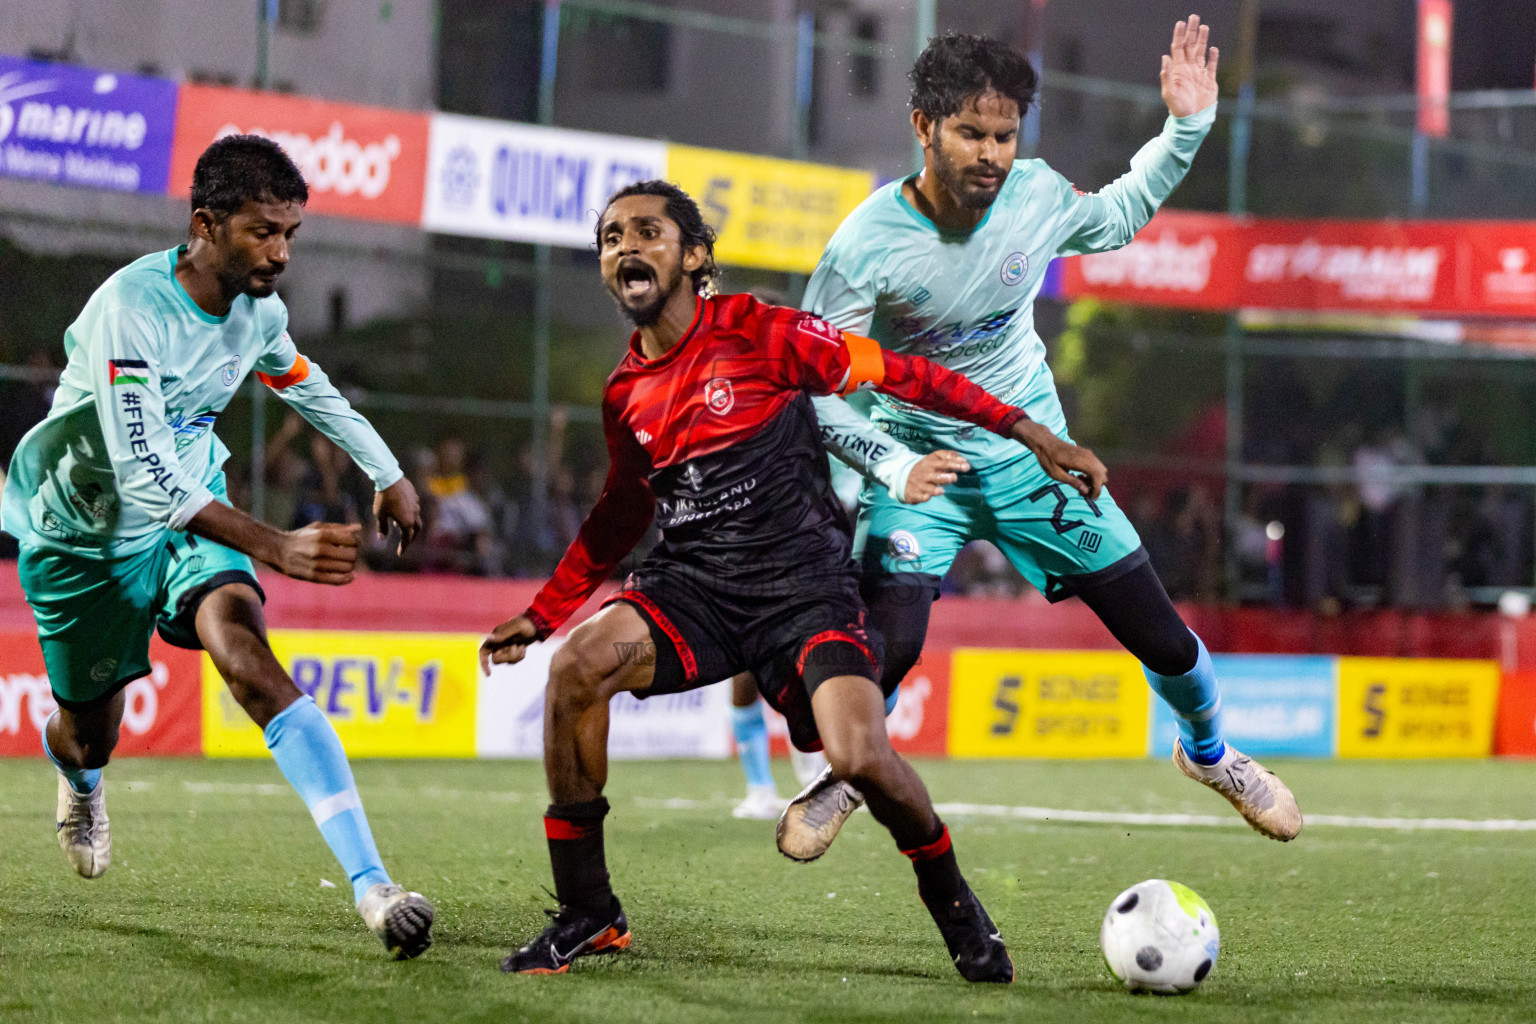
[[1161, 14, 1219, 118], [903, 450, 970, 503]]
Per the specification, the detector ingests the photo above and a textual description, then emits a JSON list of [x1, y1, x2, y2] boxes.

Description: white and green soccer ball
[[1100, 879, 1219, 994]]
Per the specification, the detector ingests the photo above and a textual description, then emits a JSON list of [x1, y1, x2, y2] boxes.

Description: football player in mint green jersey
[[777, 20, 1302, 860], [0, 136, 433, 958]]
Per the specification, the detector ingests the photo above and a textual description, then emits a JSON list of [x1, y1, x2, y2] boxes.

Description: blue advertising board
[[0, 57, 178, 193], [1150, 655, 1337, 758]]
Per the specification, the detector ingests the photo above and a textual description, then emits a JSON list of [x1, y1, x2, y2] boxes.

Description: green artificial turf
[[2, 757, 1535, 1023]]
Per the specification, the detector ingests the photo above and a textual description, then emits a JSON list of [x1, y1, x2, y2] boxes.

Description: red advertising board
[[1058, 210, 1536, 319], [168, 84, 429, 224], [1494, 671, 1536, 757], [0, 632, 203, 756]]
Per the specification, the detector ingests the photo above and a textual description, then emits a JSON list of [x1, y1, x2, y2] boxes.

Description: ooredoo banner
[[1150, 655, 1336, 758], [168, 84, 429, 224], [422, 113, 666, 246], [0, 631, 202, 756], [0, 56, 178, 193], [1059, 210, 1536, 319]]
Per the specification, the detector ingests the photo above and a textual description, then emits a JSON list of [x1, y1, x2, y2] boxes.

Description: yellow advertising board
[[1336, 657, 1500, 758], [665, 145, 875, 273], [203, 630, 478, 757], [948, 649, 1149, 758]]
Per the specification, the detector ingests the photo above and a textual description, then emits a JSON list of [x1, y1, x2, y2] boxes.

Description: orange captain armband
[[257, 354, 311, 390], [839, 332, 886, 395]]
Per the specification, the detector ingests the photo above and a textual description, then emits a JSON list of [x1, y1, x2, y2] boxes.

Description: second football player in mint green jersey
[[775, 23, 1303, 865]]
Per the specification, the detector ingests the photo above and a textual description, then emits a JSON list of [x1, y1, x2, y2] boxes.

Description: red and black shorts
[[601, 562, 882, 752]]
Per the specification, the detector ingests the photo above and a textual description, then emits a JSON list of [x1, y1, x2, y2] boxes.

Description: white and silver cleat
[[776, 764, 864, 862], [732, 784, 785, 821], [56, 774, 111, 879], [357, 882, 435, 960], [1174, 740, 1303, 842]]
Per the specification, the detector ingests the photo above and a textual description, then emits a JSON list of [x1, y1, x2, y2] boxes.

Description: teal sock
[[731, 702, 774, 790], [1143, 632, 1226, 765], [263, 696, 391, 902], [42, 713, 102, 795]]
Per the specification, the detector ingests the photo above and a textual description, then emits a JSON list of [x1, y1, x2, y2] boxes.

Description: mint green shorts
[[851, 383, 1146, 600], [17, 476, 260, 707]]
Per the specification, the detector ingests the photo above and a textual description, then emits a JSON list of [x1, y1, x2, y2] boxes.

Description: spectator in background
[[291, 432, 367, 530], [424, 434, 495, 574], [1, 349, 59, 558]]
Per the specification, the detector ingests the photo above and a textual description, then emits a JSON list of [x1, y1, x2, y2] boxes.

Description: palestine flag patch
[[109, 359, 150, 386]]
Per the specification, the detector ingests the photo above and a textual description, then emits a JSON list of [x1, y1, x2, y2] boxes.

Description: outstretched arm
[[480, 403, 655, 670], [1056, 15, 1219, 256]]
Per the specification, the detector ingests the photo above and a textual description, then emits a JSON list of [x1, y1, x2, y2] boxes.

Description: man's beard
[[612, 265, 684, 327], [932, 141, 1005, 211]]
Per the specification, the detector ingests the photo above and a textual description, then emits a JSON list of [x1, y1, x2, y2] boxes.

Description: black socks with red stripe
[[545, 797, 615, 916], [901, 822, 966, 906]]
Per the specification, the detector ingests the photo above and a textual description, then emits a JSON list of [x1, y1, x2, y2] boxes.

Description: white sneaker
[[1174, 740, 1303, 842], [357, 882, 435, 959], [732, 784, 785, 820], [789, 748, 829, 789], [56, 774, 110, 879]]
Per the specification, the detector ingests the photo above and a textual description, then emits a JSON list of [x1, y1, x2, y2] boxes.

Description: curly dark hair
[[598, 179, 719, 297], [190, 134, 309, 217], [909, 33, 1038, 123]]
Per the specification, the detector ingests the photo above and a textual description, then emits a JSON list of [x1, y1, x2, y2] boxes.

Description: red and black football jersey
[[524, 293, 1026, 637]]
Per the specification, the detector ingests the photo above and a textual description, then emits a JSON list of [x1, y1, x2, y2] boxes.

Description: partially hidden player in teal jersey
[[776, 18, 1303, 861], [0, 136, 434, 959]]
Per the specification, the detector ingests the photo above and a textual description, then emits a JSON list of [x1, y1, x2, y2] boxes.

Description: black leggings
[[865, 554, 1199, 689]]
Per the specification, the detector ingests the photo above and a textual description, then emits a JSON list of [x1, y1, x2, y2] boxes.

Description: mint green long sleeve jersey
[[1, 246, 403, 559], [804, 103, 1216, 491]]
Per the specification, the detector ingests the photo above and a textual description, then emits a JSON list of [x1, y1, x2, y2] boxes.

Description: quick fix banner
[[1058, 210, 1536, 319], [0, 56, 178, 193], [169, 84, 429, 224], [421, 114, 665, 246]]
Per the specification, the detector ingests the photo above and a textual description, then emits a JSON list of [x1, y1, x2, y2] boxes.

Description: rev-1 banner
[[1056, 210, 1536, 319]]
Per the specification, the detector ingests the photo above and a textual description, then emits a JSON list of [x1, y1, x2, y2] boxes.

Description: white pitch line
[[933, 802, 1536, 833]]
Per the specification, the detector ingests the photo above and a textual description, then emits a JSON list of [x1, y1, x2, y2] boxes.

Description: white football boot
[[357, 882, 436, 959], [56, 774, 111, 879], [776, 764, 864, 862], [1174, 740, 1303, 841], [732, 784, 785, 820]]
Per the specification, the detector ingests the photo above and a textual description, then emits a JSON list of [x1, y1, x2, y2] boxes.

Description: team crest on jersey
[[704, 377, 735, 415], [220, 355, 241, 387], [888, 529, 921, 563], [1000, 252, 1029, 286]]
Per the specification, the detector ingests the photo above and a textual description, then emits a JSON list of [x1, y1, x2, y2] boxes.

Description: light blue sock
[[1143, 631, 1226, 765], [732, 702, 774, 790], [264, 695, 391, 902], [883, 687, 900, 717], [42, 713, 102, 795]]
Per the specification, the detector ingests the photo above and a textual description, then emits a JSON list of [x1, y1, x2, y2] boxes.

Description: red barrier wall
[[5, 563, 1535, 667]]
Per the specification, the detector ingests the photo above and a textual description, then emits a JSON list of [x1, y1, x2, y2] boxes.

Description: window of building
[[576, 13, 671, 93], [278, 0, 322, 34], [850, 16, 881, 98]]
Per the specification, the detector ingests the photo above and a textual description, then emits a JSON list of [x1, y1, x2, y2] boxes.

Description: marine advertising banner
[[421, 114, 666, 246], [202, 630, 477, 757], [0, 631, 202, 756], [947, 649, 1149, 758], [1150, 655, 1336, 758], [475, 638, 733, 759], [0, 56, 178, 193], [168, 84, 430, 224], [666, 145, 875, 274], [1336, 656, 1500, 758]]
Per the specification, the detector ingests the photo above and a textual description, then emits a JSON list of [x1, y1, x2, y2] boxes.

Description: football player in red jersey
[[481, 181, 1105, 981]]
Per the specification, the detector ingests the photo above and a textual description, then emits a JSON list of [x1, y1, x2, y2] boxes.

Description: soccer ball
[[1100, 879, 1219, 994]]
